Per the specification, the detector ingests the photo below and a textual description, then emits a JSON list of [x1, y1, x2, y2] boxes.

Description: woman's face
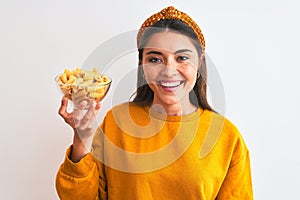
[[142, 31, 200, 107]]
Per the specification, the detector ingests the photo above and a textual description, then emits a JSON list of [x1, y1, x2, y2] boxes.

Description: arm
[[216, 150, 254, 200], [58, 97, 99, 162], [56, 97, 107, 199], [55, 146, 101, 200]]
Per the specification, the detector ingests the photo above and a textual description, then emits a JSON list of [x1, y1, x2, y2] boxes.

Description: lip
[[156, 80, 185, 92]]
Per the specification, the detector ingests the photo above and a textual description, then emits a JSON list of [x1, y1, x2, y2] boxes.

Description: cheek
[[142, 69, 157, 92], [178, 65, 198, 82], [143, 67, 159, 83]]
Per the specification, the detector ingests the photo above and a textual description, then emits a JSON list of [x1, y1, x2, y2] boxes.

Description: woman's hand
[[58, 96, 101, 162]]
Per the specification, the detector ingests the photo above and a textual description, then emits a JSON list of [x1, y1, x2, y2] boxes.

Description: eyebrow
[[146, 51, 163, 55], [145, 49, 193, 55], [175, 49, 193, 54]]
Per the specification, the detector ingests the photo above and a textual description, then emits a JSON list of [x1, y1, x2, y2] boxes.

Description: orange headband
[[137, 6, 206, 53]]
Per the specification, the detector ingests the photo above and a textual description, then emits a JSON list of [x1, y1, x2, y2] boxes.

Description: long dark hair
[[132, 19, 214, 112]]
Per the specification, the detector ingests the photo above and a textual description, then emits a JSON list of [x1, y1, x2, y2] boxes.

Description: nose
[[160, 56, 178, 77]]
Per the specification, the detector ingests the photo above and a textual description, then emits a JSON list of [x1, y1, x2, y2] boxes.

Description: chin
[[158, 96, 181, 106]]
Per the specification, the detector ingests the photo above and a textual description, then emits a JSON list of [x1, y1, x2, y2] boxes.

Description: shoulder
[[202, 110, 243, 140], [200, 110, 249, 160]]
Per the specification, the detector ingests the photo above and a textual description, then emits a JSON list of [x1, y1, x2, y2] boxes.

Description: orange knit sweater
[[56, 103, 253, 199]]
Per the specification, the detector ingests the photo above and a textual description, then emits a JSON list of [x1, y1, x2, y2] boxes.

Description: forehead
[[144, 31, 197, 53]]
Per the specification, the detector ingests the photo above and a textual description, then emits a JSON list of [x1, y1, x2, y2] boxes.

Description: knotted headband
[[137, 6, 206, 53]]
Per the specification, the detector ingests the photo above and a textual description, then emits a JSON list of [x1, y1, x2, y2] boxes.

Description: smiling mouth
[[157, 80, 185, 88]]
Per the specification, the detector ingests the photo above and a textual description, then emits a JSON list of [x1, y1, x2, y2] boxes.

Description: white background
[[1, 0, 299, 199]]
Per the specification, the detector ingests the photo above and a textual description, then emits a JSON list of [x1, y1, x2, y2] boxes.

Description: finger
[[78, 100, 88, 110], [58, 97, 76, 128], [80, 101, 97, 127], [73, 101, 89, 128], [95, 102, 101, 110], [73, 101, 88, 121], [58, 97, 68, 118]]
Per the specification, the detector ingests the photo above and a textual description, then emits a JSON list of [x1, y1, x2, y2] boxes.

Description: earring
[[197, 71, 200, 79]]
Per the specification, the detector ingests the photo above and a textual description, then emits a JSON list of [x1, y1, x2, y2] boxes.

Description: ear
[[198, 53, 205, 69], [200, 53, 205, 60]]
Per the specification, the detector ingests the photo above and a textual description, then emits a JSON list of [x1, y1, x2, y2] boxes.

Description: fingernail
[[79, 100, 88, 109]]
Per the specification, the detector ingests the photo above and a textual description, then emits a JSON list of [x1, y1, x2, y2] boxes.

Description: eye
[[177, 55, 189, 62], [148, 57, 163, 63]]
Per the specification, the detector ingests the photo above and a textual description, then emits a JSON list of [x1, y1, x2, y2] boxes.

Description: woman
[[56, 6, 253, 200]]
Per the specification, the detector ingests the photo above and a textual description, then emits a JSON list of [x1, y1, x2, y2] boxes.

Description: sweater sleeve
[[55, 146, 103, 200], [216, 122, 254, 200], [216, 150, 253, 199]]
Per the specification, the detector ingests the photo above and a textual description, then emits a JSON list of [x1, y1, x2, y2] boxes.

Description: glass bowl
[[55, 68, 112, 109]]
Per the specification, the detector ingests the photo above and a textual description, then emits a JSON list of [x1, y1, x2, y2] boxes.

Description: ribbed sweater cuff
[[60, 145, 95, 178]]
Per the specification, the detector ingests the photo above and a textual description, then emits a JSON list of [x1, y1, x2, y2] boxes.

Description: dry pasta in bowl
[[55, 67, 111, 108]]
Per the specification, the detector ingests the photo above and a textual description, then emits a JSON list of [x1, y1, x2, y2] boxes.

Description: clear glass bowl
[[55, 74, 112, 109]]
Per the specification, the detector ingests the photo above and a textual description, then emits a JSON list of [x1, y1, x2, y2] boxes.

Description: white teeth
[[160, 81, 181, 87]]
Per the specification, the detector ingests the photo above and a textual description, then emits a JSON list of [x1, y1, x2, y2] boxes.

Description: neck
[[150, 101, 198, 116]]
